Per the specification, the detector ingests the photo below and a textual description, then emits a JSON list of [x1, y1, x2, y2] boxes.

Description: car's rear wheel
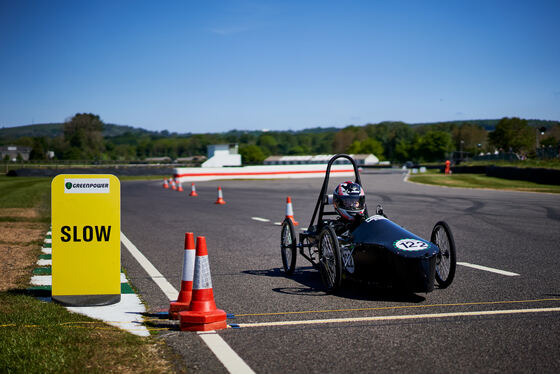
[[431, 221, 456, 288], [318, 226, 342, 293], [281, 218, 297, 274]]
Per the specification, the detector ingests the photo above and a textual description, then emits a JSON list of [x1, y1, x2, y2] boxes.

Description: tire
[[431, 221, 456, 288], [318, 226, 342, 293], [281, 218, 297, 274]]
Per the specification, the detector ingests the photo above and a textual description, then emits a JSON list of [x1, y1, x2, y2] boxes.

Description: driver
[[333, 181, 366, 225]]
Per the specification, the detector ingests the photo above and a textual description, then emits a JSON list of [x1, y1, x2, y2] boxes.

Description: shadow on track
[[243, 267, 426, 303]]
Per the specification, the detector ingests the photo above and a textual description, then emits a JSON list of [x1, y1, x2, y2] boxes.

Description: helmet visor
[[337, 195, 365, 211]]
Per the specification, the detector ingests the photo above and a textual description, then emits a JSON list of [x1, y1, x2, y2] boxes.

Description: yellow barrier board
[[51, 174, 121, 306]]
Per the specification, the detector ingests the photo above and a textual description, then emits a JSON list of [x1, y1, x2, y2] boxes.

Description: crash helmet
[[333, 181, 365, 221]]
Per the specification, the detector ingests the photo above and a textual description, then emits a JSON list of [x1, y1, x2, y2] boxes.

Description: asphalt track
[[120, 169, 560, 373]]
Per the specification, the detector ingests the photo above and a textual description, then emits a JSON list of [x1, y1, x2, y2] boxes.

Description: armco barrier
[[486, 166, 560, 185], [174, 164, 356, 183]]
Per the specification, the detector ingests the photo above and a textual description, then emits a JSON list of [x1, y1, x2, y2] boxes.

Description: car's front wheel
[[431, 221, 456, 288], [281, 218, 297, 274], [318, 226, 342, 293]]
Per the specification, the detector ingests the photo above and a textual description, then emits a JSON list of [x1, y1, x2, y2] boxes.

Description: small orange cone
[[171, 179, 177, 190], [179, 237, 227, 331], [189, 183, 198, 197], [285, 196, 299, 226], [177, 182, 184, 192], [163, 179, 169, 189], [215, 186, 226, 204], [169, 233, 196, 319]]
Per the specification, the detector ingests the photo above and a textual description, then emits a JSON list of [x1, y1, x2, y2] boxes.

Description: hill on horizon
[[1, 118, 559, 142], [0, 122, 157, 140]]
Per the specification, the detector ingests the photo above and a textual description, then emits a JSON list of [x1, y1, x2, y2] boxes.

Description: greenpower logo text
[[64, 178, 110, 194]]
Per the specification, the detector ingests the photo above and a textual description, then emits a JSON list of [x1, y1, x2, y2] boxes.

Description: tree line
[[2, 113, 559, 164]]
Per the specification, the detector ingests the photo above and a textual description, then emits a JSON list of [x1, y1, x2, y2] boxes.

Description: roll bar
[[308, 154, 368, 232]]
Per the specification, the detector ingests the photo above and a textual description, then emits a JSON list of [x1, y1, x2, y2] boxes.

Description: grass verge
[[0, 176, 183, 373], [408, 171, 560, 193]]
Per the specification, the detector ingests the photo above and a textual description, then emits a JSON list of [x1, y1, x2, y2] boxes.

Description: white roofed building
[[201, 144, 242, 168]]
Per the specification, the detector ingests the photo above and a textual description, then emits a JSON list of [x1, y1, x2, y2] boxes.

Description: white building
[[0, 145, 32, 161], [201, 144, 242, 168]]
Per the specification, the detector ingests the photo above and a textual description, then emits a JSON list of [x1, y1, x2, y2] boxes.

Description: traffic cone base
[[179, 308, 226, 324], [180, 318, 227, 332], [177, 184, 184, 192], [169, 299, 191, 320]]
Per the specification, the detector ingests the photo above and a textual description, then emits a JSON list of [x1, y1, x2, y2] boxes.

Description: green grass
[[0, 176, 51, 209], [408, 171, 560, 193], [0, 292, 172, 373]]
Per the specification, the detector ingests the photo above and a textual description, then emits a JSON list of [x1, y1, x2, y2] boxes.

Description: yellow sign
[[51, 174, 121, 306]]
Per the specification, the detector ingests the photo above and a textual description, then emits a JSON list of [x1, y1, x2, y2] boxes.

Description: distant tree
[[347, 138, 384, 159], [239, 144, 266, 165], [288, 145, 306, 155], [415, 131, 452, 162], [29, 137, 49, 160], [389, 124, 416, 162], [63, 113, 105, 159], [452, 123, 488, 154], [488, 117, 533, 153], [257, 134, 278, 155], [333, 127, 367, 153], [394, 138, 412, 162]]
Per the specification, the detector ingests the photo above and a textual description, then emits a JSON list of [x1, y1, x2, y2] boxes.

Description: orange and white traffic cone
[[285, 196, 299, 226], [179, 237, 227, 331], [189, 183, 198, 197], [177, 182, 184, 192], [214, 186, 226, 204], [171, 179, 177, 190], [163, 179, 169, 189], [169, 233, 196, 319]]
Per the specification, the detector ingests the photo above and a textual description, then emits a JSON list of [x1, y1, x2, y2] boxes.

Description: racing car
[[280, 154, 456, 293]]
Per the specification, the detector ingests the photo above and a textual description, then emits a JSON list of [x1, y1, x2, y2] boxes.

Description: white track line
[[251, 217, 270, 222], [457, 262, 520, 276], [198, 331, 255, 374], [235, 307, 560, 328], [120, 231, 254, 374]]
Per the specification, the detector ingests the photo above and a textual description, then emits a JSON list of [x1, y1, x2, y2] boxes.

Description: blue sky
[[1, 0, 559, 133]]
